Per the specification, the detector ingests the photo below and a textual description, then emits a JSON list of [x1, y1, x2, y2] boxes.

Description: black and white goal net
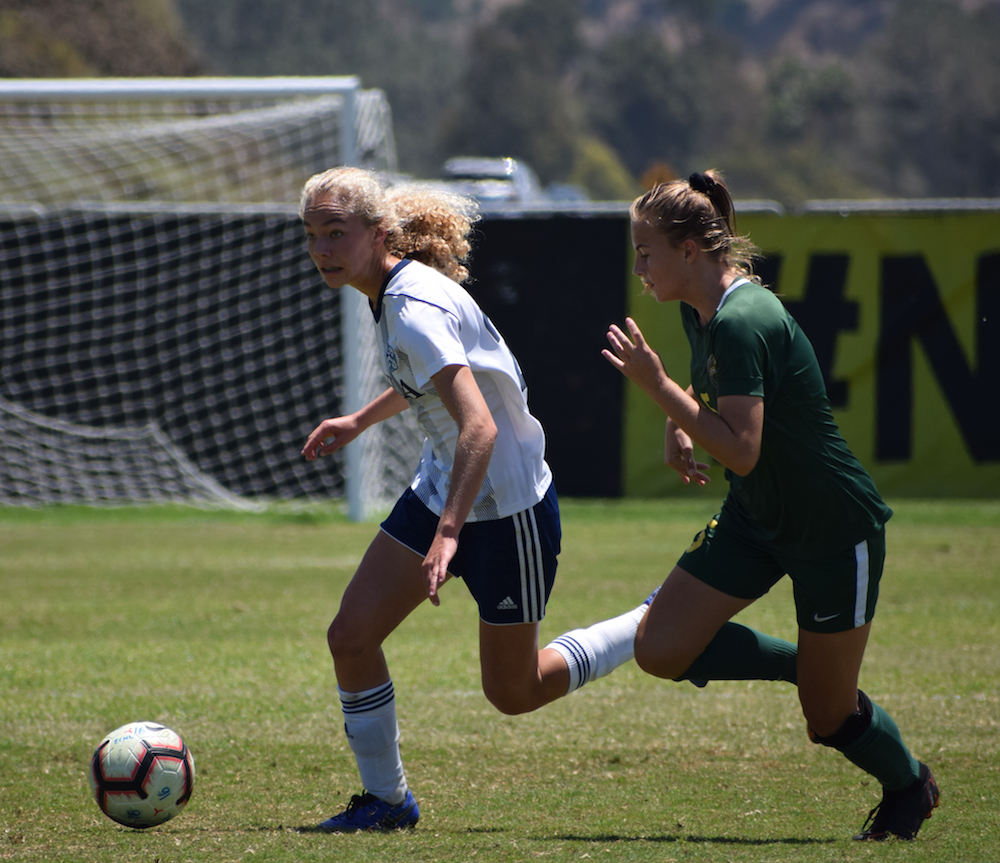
[[0, 77, 420, 516]]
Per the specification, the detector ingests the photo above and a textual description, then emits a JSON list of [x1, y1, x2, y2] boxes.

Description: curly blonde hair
[[299, 167, 480, 284]]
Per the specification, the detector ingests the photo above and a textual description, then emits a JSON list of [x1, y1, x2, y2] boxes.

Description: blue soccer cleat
[[319, 790, 419, 832]]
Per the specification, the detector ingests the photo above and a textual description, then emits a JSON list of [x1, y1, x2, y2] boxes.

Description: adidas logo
[[496, 595, 518, 611]]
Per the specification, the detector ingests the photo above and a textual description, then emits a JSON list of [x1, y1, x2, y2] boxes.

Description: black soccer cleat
[[853, 762, 940, 841]]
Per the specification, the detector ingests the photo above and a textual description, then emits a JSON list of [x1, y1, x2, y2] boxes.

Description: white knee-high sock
[[339, 681, 408, 805], [545, 598, 650, 694]]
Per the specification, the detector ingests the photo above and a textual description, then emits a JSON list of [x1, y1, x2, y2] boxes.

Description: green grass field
[[1, 499, 998, 862]]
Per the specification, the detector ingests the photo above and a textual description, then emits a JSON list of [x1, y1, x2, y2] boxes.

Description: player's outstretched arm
[[301, 387, 409, 461]]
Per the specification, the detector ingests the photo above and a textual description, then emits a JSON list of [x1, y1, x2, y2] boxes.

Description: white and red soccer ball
[[89, 721, 195, 828]]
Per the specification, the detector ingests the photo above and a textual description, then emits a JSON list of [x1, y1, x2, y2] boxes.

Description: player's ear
[[682, 238, 698, 262]]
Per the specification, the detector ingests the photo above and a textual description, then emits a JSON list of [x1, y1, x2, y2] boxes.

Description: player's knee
[[485, 693, 528, 716], [481, 679, 534, 716], [325, 618, 343, 658], [806, 690, 873, 748], [326, 614, 373, 663], [634, 635, 688, 680], [482, 687, 526, 716]]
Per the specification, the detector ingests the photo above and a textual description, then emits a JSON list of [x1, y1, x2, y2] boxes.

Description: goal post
[[0, 76, 418, 517]]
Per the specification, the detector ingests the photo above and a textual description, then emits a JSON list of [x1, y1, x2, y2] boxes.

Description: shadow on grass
[[545, 833, 837, 847], [292, 826, 507, 836], [250, 825, 836, 846]]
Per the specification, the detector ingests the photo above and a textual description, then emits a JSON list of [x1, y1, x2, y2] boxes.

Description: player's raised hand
[[602, 317, 670, 394]]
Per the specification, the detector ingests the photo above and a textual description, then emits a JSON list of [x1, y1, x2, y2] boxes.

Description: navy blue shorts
[[380, 485, 561, 625]]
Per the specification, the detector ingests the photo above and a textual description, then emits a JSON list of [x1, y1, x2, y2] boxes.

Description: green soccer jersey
[[682, 280, 892, 558]]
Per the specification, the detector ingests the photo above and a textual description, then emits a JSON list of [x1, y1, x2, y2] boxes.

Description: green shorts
[[677, 512, 885, 633]]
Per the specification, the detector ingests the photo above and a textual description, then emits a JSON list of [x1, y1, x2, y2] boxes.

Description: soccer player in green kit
[[603, 170, 939, 841]]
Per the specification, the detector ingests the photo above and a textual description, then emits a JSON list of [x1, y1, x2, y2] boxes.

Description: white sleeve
[[395, 300, 468, 388]]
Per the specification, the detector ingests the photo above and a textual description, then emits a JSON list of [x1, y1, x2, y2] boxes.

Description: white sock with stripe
[[545, 598, 651, 694], [339, 681, 408, 805]]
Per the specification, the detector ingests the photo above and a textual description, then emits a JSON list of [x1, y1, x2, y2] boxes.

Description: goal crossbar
[[0, 76, 362, 102], [0, 75, 365, 188]]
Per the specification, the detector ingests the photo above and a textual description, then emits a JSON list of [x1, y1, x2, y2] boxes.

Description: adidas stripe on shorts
[[380, 485, 560, 625]]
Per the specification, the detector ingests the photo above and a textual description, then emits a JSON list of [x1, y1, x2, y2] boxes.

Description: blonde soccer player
[[299, 167, 661, 831]]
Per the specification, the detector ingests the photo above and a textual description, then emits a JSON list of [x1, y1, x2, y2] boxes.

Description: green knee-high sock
[[676, 622, 798, 685], [835, 692, 921, 792]]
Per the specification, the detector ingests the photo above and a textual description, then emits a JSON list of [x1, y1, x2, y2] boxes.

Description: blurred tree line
[[3, 0, 999, 202], [0, 0, 201, 77]]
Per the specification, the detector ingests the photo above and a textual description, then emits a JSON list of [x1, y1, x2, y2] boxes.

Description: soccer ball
[[89, 721, 195, 828]]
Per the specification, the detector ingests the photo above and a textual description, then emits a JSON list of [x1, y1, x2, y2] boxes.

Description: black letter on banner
[[877, 254, 1000, 462], [782, 255, 858, 408]]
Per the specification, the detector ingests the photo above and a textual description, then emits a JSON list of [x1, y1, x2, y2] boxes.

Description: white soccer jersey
[[372, 259, 552, 521]]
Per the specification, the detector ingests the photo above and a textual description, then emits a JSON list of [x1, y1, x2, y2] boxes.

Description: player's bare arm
[[603, 317, 762, 476], [301, 386, 409, 461], [421, 364, 497, 605]]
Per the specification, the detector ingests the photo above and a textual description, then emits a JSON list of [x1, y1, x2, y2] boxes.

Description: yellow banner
[[623, 209, 1000, 498]]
